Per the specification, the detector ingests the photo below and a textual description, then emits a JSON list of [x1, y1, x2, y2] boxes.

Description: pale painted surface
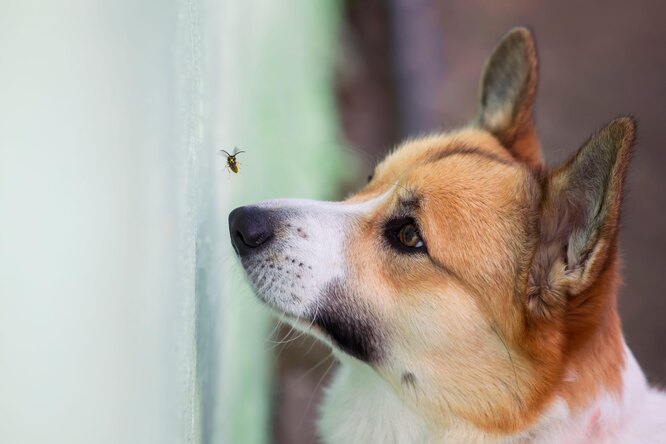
[[0, 0, 347, 443]]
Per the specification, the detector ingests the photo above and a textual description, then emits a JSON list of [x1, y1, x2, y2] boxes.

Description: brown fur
[[338, 29, 635, 434]]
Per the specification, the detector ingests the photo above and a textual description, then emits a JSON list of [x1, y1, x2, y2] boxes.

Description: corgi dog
[[229, 28, 666, 443]]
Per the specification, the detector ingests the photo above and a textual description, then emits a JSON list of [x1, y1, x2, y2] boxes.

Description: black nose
[[228, 206, 275, 256]]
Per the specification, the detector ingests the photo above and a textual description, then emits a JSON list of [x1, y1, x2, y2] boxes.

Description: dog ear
[[527, 118, 635, 318], [476, 27, 542, 168]]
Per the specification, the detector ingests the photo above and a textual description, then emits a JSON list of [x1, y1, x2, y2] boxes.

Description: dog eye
[[384, 217, 427, 254], [398, 224, 424, 248], [367, 173, 374, 183]]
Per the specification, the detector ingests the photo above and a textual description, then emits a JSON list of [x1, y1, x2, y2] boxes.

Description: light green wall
[[0, 0, 350, 443], [216, 1, 353, 443]]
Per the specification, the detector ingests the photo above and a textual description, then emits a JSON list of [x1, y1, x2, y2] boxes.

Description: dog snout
[[228, 206, 275, 256]]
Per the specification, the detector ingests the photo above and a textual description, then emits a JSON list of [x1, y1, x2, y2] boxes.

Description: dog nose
[[228, 206, 275, 256]]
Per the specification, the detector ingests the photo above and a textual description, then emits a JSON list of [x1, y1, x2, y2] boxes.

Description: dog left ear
[[527, 117, 635, 317], [476, 27, 542, 168]]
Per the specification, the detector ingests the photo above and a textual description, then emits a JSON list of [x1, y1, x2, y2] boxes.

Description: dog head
[[229, 28, 635, 433]]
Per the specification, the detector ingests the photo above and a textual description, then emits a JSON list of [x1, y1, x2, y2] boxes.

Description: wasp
[[220, 147, 245, 174]]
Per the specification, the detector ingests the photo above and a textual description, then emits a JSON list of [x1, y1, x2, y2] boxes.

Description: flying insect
[[220, 147, 245, 174]]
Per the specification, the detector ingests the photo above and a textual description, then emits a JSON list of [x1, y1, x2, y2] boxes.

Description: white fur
[[319, 354, 430, 443], [318, 346, 666, 443], [243, 193, 390, 318]]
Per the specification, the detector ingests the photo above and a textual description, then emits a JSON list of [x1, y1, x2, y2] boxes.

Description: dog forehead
[[352, 128, 529, 212], [372, 128, 513, 184]]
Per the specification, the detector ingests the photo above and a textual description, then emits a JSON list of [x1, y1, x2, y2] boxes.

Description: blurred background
[[1, 1, 664, 444]]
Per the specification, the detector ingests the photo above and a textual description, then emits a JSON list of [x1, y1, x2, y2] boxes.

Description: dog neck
[[319, 336, 651, 443]]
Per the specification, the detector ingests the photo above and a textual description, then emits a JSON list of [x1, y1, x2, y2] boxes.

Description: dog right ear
[[475, 27, 542, 168], [526, 117, 635, 319]]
